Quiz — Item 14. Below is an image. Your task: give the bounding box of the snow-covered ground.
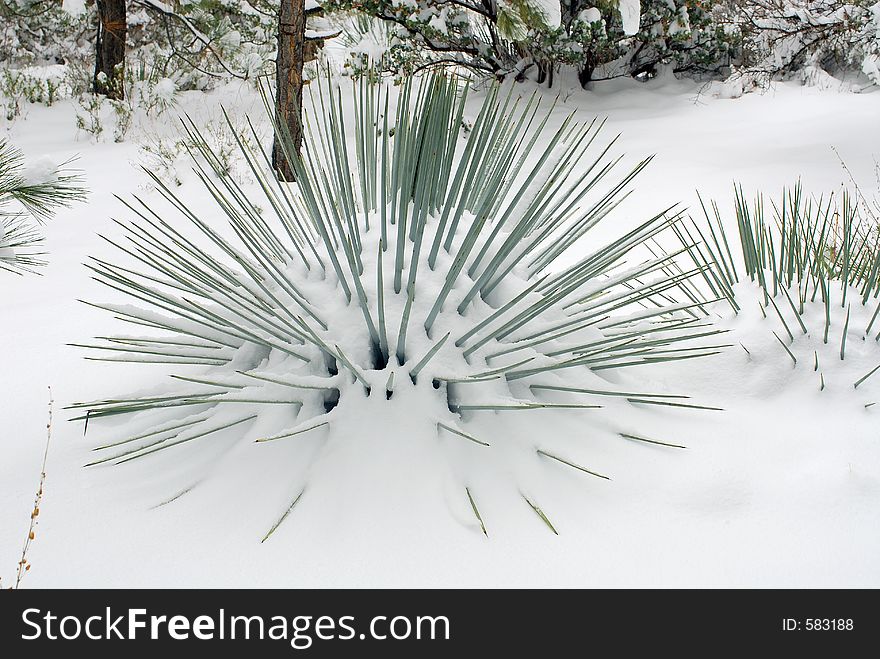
[2,75,879,587]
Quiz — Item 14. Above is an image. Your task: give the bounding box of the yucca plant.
[685,183,880,394]
[73,74,724,536]
[0,139,84,275]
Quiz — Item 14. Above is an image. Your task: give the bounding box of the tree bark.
[578,52,597,89]
[272,0,306,182]
[94,0,127,99]
[578,65,593,88]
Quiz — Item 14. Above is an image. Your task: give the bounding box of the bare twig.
[7,386,53,589]
[832,146,880,225]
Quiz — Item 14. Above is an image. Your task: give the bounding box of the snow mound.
[618,0,641,36]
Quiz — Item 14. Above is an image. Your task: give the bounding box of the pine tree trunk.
[578,65,592,88]
[578,53,597,89]
[272,0,306,182]
[94,0,127,99]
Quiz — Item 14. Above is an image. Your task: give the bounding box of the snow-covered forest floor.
[2,74,880,587]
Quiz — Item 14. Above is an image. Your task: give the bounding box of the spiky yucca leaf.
[687,183,880,392]
[689,184,880,308]
[74,74,719,534]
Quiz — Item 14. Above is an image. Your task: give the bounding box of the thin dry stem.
[6,386,53,589]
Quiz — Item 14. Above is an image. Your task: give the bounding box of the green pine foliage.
[330,0,739,85]
[0,139,84,275]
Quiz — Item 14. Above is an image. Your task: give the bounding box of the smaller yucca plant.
[0,139,84,275]
[686,183,880,395]
[73,74,725,536]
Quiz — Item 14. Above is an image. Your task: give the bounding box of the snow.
[219,29,242,49]
[532,0,562,29]
[305,29,342,40]
[579,8,603,24]
[2,77,880,587]
[61,0,86,16]
[864,53,880,86]
[428,15,449,35]
[669,7,690,35]
[127,9,152,28]
[21,157,58,186]
[802,63,861,91]
[347,37,389,62]
[618,0,641,36]
[140,0,173,13]
[152,77,177,102]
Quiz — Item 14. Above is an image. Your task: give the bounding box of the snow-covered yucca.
[74,75,724,535]
[687,184,880,394]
